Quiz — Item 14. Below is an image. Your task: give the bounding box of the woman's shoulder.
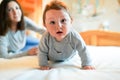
[0,35,7,40]
[0,33,8,39]
[0,34,8,45]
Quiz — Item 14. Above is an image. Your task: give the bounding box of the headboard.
[80,30,120,46]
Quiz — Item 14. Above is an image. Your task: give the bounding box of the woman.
[0,0,45,58]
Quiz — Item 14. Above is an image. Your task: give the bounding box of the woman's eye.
[16,6,19,10]
[61,19,66,23]
[7,8,12,12]
[50,21,55,24]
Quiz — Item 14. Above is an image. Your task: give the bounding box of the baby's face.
[45,9,72,41]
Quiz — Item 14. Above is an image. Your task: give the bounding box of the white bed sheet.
[0,46,120,80]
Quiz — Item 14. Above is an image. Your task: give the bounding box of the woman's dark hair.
[43,0,72,25]
[0,0,25,36]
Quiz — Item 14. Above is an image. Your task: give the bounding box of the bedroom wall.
[73,0,120,32]
[43,0,120,32]
[66,0,120,32]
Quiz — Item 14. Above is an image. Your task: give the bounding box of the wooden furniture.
[80,30,120,46]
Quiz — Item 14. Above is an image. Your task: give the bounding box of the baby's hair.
[43,0,71,25]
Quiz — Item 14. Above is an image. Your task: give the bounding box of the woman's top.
[0,17,45,58]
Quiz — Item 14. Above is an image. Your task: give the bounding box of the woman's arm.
[0,36,28,59]
[24,16,46,34]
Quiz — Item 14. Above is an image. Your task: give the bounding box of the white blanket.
[0,46,120,80]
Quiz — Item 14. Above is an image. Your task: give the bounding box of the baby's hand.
[82,66,95,70]
[39,66,51,70]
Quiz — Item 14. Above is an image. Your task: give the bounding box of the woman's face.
[7,1,22,24]
[45,9,72,41]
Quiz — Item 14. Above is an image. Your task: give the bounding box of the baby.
[38,0,95,70]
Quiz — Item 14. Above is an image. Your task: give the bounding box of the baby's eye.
[61,19,66,23]
[50,21,55,24]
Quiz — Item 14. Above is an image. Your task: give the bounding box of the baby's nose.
[56,22,62,30]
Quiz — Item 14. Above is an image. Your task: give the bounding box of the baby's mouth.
[56,31,63,34]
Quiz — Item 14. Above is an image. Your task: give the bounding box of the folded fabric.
[21,36,39,51]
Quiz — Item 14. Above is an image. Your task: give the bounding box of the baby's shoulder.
[42,32,50,37]
[70,30,81,38]
[41,32,51,41]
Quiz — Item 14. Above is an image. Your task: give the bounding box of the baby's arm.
[77,38,95,70]
[38,33,51,70]
[72,31,95,70]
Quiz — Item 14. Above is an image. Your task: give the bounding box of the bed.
[0,30,120,80]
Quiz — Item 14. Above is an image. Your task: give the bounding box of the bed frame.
[80,30,120,46]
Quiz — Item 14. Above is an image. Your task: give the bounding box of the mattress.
[0,46,120,80]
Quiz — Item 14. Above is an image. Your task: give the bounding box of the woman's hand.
[28,47,38,55]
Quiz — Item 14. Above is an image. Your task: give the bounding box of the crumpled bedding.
[0,46,120,80]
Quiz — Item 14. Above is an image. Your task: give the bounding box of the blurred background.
[0,0,120,32]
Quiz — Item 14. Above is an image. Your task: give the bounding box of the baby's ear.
[43,23,46,28]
